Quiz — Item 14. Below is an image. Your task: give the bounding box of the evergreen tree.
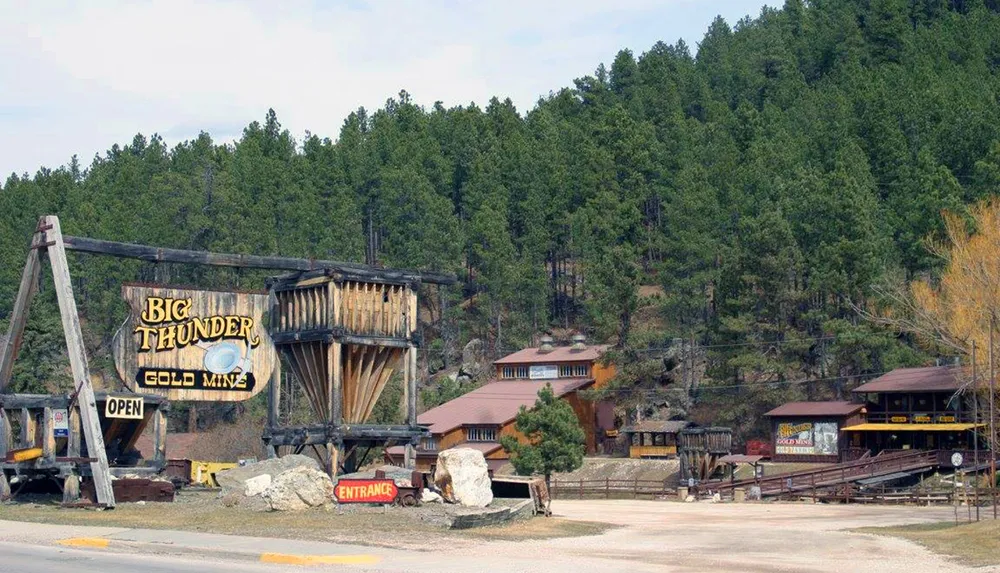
[500,383,586,492]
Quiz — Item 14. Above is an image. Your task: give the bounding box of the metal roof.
[764,401,864,417]
[385,442,502,457]
[494,345,610,365]
[417,378,594,434]
[851,366,963,393]
[623,420,692,434]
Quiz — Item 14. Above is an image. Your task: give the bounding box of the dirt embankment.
[517,458,681,483]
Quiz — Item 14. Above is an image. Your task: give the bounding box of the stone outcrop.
[215,454,320,493]
[460,339,487,379]
[261,466,336,511]
[434,448,493,508]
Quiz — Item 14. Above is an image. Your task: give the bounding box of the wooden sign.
[104,395,144,420]
[333,479,398,504]
[113,285,277,401]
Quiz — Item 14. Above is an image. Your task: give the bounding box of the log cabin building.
[385,336,616,473]
[766,366,983,463]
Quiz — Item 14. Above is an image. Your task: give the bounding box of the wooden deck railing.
[550,478,677,499]
[707,449,942,497]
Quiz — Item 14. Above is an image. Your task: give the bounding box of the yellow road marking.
[260,553,381,566]
[57,537,110,548]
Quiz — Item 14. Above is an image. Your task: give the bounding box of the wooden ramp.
[709,450,949,498]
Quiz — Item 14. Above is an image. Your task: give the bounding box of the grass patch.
[461,518,613,541]
[0,492,603,548]
[857,519,1000,567]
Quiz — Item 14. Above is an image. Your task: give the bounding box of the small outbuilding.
[622,420,692,459]
[764,401,865,463]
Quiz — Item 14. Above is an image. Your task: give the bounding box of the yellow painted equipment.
[190,461,238,487]
[7,448,43,463]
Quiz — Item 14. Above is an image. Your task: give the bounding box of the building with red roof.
[765,365,983,463]
[386,336,616,473]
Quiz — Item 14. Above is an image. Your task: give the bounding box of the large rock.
[460,339,487,379]
[215,454,320,493]
[261,466,336,511]
[244,474,272,497]
[434,448,493,508]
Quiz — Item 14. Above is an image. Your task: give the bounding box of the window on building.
[560,365,573,377]
[466,427,497,442]
[421,438,437,451]
[502,366,514,379]
[516,365,529,378]
[574,364,589,377]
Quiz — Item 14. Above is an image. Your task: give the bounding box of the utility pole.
[991,314,997,519]
[973,340,980,521]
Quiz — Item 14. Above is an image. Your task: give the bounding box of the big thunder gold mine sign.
[113,284,277,401]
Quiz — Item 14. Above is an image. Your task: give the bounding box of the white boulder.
[262,466,336,511]
[422,488,443,503]
[216,454,320,493]
[244,474,272,497]
[434,448,493,508]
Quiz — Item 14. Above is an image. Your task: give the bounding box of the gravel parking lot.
[464,500,989,573]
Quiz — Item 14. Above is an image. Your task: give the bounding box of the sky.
[0,0,769,179]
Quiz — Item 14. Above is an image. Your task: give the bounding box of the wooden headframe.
[0,216,116,507]
[267,270,422,474]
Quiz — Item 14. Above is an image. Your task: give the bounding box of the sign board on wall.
[529,365,559,380]
[334,479,399,504]
[53,409,69,438]
[104,395,144,420]
[113,285,277,401]
[776,421,838,456]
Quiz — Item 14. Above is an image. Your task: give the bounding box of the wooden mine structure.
[0,215,455,506]
[678,427,733,483]
[264,269,435,476]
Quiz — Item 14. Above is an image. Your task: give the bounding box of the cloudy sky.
[0,0,767,178]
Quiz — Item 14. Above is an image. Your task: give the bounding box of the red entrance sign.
[334,479,398,504]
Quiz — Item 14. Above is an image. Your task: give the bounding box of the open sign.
[104,396,144,420]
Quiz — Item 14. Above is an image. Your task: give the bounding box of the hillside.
[3,1,1000,437]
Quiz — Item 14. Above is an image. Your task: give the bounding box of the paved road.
[1,541,306,573]
[1,501,995,572]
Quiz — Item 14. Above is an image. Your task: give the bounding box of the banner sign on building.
[333,479,399,504]
[113,285,277,401]
[529,365,559,380]
[776,421,838,456]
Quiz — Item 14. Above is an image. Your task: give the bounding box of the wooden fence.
[550,478,677,500]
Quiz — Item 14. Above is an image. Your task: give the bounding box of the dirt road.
[0,501,992,572]
[480,500,992,573]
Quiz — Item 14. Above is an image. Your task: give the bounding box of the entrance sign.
[104,395,144,420]
[113,285,277,401]
[334,479,398,504]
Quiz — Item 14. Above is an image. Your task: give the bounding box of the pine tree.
[500,383,586,492]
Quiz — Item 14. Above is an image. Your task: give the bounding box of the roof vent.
[539,335,555,353]
[570,333,586,352]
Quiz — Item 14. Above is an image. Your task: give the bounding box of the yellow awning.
[841,423,983,432]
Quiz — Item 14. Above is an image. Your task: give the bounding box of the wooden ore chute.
[265,269,441,476]
[678,427,733,483]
